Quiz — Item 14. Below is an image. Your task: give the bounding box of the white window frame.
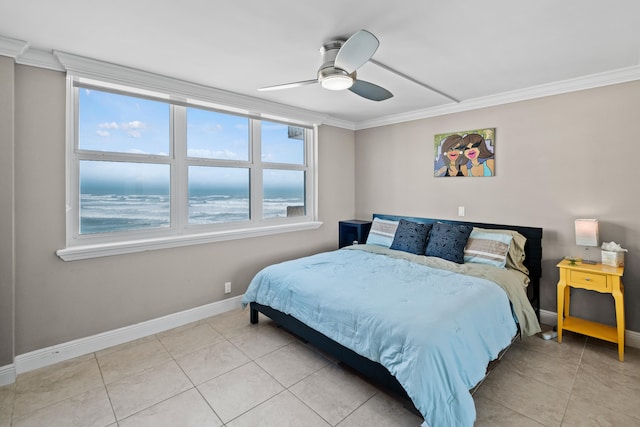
[57,67,321,261]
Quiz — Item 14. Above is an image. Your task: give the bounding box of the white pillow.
[464,229,513,268]
[365,218,399,248]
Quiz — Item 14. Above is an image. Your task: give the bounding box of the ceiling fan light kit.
[319,69,354,90]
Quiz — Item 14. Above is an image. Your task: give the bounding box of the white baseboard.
[539,309,640,349]
[11,295,243,378]
[539,309,557,327]
[0,363,16,387]
[3,301,637,387]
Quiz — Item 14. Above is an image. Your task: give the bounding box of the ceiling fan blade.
[349,80,393,101]
[258,79,317,91]
[334,29,379,74]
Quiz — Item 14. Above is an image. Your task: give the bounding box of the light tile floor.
[1,308,639,426]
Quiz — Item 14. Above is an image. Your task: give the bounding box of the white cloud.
[114,121,147,138]
[126,120,145,129]
[95,121,148,138]
[98,121,119,129]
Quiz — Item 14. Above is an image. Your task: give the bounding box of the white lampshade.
[575,219,599,247]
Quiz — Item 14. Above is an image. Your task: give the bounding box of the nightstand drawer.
[569,270,608,291]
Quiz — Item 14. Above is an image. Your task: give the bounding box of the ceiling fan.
[258,29,393,101]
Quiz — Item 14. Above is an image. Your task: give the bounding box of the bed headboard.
[372,214,543,318]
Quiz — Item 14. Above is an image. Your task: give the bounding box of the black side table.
[338,219,372,248]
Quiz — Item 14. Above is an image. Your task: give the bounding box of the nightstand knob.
[585,277,591,281]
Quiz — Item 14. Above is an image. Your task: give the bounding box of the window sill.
[56,221,323,261]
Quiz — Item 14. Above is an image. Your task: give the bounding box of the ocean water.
[81,194,171,234]
[80,188,304,235]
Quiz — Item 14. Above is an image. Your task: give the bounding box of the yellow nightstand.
[556,259,625,361]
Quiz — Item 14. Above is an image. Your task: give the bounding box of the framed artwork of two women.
[434,128,495,177]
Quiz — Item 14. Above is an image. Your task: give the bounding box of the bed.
[242,214,542,427]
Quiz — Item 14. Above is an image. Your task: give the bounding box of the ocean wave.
[80,193,304,234]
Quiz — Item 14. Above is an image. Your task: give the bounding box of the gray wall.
[355,81,640,332]
[4,58,639,365]
[9,63,355,356]
[0,57,15,366]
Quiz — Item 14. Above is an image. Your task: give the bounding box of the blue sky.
[78,88,305,191]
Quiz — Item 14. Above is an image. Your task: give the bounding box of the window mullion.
[173,105,188,233]
[76,151,172,164]
[307,127,317,220]
[69,79,81,243]
[250,119,263,222]
[261,162,306,171]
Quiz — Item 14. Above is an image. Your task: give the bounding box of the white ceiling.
[1,0,640,127]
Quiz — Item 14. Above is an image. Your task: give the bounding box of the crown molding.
[354,65,640,130]
[322,116,356,130]
[16,47,65,71]
[54,50,328,127]
[0,33,329,126]
[4,35,640,132]
[0,36,63,71]
[0,34,28,58]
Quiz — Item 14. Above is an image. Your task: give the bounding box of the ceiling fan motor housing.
[318,40,356,89]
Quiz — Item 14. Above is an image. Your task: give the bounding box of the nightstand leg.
[557,281,566,343]
[613,288,625,362]
[563,286,571,318]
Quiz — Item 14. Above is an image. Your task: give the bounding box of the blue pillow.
[390,220,433,255]
[425,222,473,263]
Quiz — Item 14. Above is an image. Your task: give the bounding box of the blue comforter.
[242,246,518,427]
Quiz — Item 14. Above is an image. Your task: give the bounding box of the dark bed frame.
[249,214,543,410]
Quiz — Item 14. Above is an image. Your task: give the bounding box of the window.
[59,81,318,260]
[80,161,171,234]
[261,120,307,219]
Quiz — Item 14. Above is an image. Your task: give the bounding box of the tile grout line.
[107,322,237,425]
[207,314,356,426]
[235,316,419,426]
[98,329,202,424]
[6,382,16,427]
[558,337,587,426]
[92,351,119,426]
[337,391,380,426]
[210,327,306,425]
[253,348,335,426]
[10,356,110,426]
[155,325,229,425]
[158,314,296,424]
[289,388,334,426]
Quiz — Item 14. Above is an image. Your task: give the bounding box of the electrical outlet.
[224,282,231,294]
[458,206,465,217]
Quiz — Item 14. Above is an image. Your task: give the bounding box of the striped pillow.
[365,218,399,248]
[464,230,513,268]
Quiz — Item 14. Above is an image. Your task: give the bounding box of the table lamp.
[575,219,599,264]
